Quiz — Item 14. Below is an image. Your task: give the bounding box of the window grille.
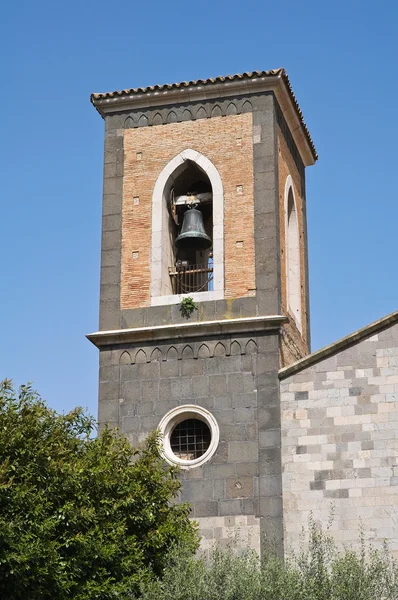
[169,263,213,294]
[170,419,211,460]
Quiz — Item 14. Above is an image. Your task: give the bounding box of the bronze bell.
[175,207,212,250]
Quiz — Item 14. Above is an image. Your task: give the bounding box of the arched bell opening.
[168,160,214,294]
[150,149,224,304]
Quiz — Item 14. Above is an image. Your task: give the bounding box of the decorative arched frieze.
[120,99,255,131]
[150,148,224,306]
[122,338,258,365]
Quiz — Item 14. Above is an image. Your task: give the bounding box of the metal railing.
[169,263,214,294]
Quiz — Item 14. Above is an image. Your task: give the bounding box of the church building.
[88,69,398,557]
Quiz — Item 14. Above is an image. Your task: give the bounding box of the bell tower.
[88,69,317,555]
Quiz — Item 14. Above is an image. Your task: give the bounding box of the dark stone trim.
[99,132,124,330]
[275,100,305,185]
[252,94,281,316]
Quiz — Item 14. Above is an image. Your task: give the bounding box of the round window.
[158,405,219,469]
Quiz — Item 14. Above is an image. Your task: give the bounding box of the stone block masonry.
[280,322,398,557]
[97,326,284,555]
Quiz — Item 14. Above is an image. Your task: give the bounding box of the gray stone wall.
[196,515,261,556]
[99,329,283,552]
[280,323,398,556]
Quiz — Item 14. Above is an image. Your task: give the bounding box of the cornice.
[92,76,280,114]
[86,315,288,348]
[92,73,316,167]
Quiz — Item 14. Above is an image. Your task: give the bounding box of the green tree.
[0,380,199,600]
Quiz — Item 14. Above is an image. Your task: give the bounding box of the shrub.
[139,517,398,600]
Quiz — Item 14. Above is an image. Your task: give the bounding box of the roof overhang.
[91,69,317,167]
[87,315,288,348]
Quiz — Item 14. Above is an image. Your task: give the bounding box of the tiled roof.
[91,68,317,161]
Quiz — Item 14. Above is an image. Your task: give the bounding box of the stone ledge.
[87,315,287,348]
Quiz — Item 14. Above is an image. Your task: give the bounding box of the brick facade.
[121,114,255,309]
[277,126,309,367]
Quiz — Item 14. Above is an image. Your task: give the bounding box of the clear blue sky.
[1,0,397,417]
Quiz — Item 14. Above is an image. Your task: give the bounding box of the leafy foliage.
[179,296,198,318]
[0,380,199,600]
[139,516,398,600]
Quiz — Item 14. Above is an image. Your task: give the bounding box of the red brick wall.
[121,114,255,309]
[277,126,309,365]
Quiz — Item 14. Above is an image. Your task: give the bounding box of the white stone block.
[327,371,345,380]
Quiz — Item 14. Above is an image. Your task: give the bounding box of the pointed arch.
[181,109,192,121]
[214,342,226,357]
[167,110,177,123]
[166,346,178,361]
[119,350,131,365]
[245,339,258,354]
[182,345,194,360]
[134,349,147,364]
[198,343,210,358]
[137,114,148,127]
[211,105,222,117]
[196,106,207,119]
[226,102,237,115]
[230,340,242,355]
[150,149,224,304]
[150,347,162,362]
[152,112,163,126]
[124,116,135,128]
[284,175,302,331]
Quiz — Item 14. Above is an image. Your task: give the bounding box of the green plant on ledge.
[179,296,198,319]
